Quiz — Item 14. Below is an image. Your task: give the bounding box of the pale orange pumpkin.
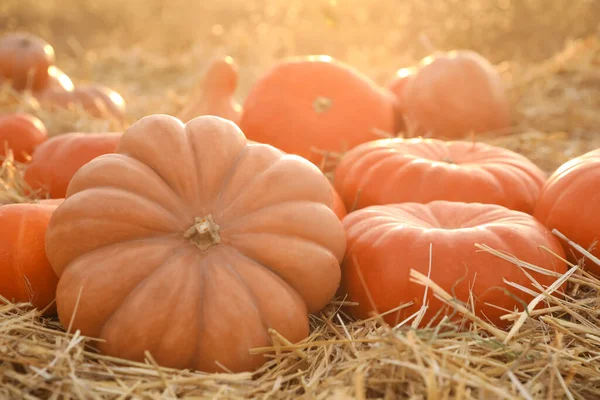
[45,114,346,373]
[402,50,510,139]
[37,82,126,121]
[178,56,242,124]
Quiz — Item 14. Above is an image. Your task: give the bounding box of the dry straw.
[1,25,600,399]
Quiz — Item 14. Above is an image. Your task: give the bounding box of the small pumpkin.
[45,114,345,373]
[38,82,126,121]
[334,137,545,213]
[24,132,121,198]
[0,32,55,91]
[40,65,74,93]
[239,55,395,166]
[0,203,60,316]
[178,56,242,124]
[385,66,417,134]
[341,201,567,328]
[533,149,600,273]
[402,50,510,139]
[0,113,48,162]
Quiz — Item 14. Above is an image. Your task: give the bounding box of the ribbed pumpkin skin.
[533,149,600,273]
[334,138,546,213]
[239,56,395,166]
[402,50,510,139]
[385,66,417,133]
[340,201,567,328]
[0,203,59,316]
[0,32,55,91]
[0,113,48,162]
[45,115,346,373]
[24,132,121,198]
[178,56,242,124]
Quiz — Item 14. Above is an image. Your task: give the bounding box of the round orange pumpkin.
[402,50,510,139]
[533,149,600,273]
[239,55,395,166]
[38,82,126,121]
[24,132,121,198]
[179,56,242,124]
[0,113,48,162]
[385,66,417,134]
[0,32,55,91]
[341,201,567,328]
[334,137,545,213]
[45,114,345,373]
[0,203,60,316]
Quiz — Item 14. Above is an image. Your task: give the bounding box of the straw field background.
[1,0,600,398]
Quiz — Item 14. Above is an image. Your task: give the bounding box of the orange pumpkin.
[334,138,545,213]
[45,114,345,373]
[0,32,55,91]
[341,201,567,328]
[533,149,600,273]
[179,56,242,124]
[385,66,417,134]
[0,113,48,162]
[38,82,126,121]
[239,56,395,166]
[24,132,121,198]
[0,203,59,316]
[39,65,74,93]
[402,50,510,139]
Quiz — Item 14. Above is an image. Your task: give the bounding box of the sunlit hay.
[0,149,42,204]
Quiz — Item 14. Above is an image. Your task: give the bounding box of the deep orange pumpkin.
[341,201,567,328]
[0,203,59,316]
[45,114,345,373]
[39,65,74,93]
[401,50,510,139]
[239,55,395,166]
[533,149,600,273]
[334,137,546,213]
[178,56,242,124]
[331,186,347,220]
[24,132,121,198]
[0,113,48,162]
[0,32,55,91]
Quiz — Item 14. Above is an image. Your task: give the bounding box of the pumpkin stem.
[313,96,333,113]
[184,214,221,251]
[442,157,455,164]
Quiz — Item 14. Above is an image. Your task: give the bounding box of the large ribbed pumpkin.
[239,56,395,166]
[45,114,345,373]
[533,149,600,274]
[334,138,546,213]
[401,50,510,139]
[341,201,567,328]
